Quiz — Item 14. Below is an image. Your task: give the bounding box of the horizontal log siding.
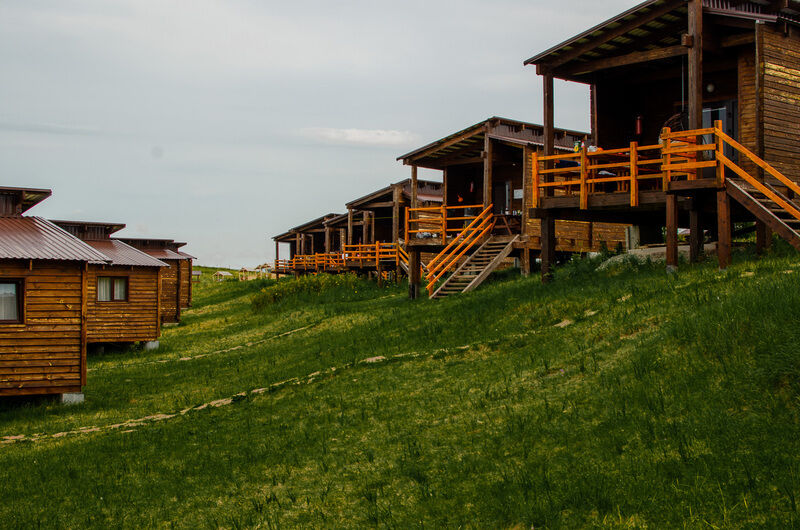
[525,219,628,252]
[160,260,179,324]
[179,259,192,309]
[86,265,160,343]
[762,26,800,184]
[0,260,84,396]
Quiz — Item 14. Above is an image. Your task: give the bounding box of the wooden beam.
[666,193,679,270]
[347,209,353,245]
[561,45,688,76]
[392,185,401,245]
[483,132,493,208]
[717,189,732,269]
[545,0,684,69]
[411,165,418,208]
[409,249,421,300]
[541,215,556,283]
[689,206,702,262]
[543,73,554,198]
[688,0,703,130]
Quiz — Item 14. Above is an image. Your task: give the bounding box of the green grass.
[2,243,800,527]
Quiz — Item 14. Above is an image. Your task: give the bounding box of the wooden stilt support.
[689,204,702,263]
[756,221,772,255]
[666,194,679,271]
[409,249,421,300]
[541,216,556,283]
[520,247,531,277]
[717,190,732,269]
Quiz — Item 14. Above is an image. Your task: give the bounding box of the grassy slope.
[1,249,800,527]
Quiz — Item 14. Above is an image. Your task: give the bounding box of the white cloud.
[299,127,419,147]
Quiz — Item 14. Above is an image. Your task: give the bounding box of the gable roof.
[0,186,52,216]
[346,179,443,210]
[84,239,167,267]
[0,217,111,262]
[397,117,587,169]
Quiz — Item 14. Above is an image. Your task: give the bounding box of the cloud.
[0,118,105,137]
[299,127,420,147]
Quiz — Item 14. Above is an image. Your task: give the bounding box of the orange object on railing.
[405,204,484,241]
[425,204,495,296]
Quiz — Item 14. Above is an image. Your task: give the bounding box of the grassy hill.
[2,246,800,527]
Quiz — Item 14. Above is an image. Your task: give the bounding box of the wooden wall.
[160,260,180,324]
[86,265,160,343]
[0,260,85,396]
[179,259,192,309]
[761,25,800,185]
[525,219,628,253]
[738,48,758,176]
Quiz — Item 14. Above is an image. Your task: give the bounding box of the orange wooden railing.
[531,120,800,224]
[405,204,484,241]
[425,204,494,296]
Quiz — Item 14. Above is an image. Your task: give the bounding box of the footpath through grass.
[1,249,800,527]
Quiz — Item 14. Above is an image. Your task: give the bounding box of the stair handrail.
[425,205,495,296]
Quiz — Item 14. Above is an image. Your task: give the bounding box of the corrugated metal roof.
[176,250,196,259]
[85,240,167,268]
[136,248,185,260]
[0,217,111,262]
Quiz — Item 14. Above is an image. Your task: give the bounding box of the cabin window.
[97,277,128,302]
[0,280,22,323]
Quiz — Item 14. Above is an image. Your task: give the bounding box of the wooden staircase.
[430,235,518,299]
[726,178,800,250]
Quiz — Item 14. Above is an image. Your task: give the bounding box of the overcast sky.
[0,0,639,267]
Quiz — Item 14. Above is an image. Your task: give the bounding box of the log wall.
[0,260,85,396]
[160,260,180,324]
[761,25,800,184]
[86,265,160,343]
[526,219,628,252]
[179,259,192,309]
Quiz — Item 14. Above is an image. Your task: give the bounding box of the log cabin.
[525,0,800,279]
[342,179,443,276]
[116,238,194,324]
[398,117,634,298]
[272,213,341,275]
[52,220,167,346]
[0,187,111,398]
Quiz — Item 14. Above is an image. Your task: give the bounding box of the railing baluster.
[662,127,671,191]
[580,145,588,209]
[630,141,639,207]
[714,119,724,186]
[531,152,539,209]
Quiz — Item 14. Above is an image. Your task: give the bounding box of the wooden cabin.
[214,271,233,282]
[398,117,634,298]
[0,187,111,398]
[116,238,194,324]
[272,213,342,275]
[53,221,166,345]
[524,0,800,278]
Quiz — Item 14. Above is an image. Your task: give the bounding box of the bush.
[251,273,391,312]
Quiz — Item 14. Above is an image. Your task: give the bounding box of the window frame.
[0,278,24,325]
[97,275,129,303]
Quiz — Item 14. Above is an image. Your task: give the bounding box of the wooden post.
[543,72,555,197]
[522,146,531,229]
[483,132,493,208]
[362,211,368,244]
[666,194,679,271]
[756,221,772,255]
[630,142,639,207]
[689,204,702,263]
[409,249,421,299]
[531,152,540,208]
[717,190,732,269]
[411,165,418,208]
[392,185,401,245]
[579,145,588,209]
[541,215,556,283]
[324,226,331,253]
[590,83,599,146]
[520,247,531,277]
[156,266,162,333]
[687,0,703,131]
[347,209,354,245]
